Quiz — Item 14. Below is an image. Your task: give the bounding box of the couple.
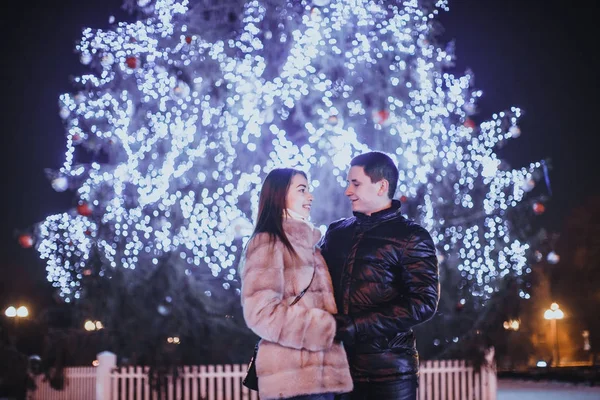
[239,152,440,400]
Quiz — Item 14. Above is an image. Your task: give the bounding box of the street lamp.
[544,302,564,367]
[4,305,29,346]
[5,306,29,318]
[4,305,29,323]
[84,320,104,331]
[503,319,520,331]
[167,336,181,344]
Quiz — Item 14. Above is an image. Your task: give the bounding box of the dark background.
[0,0,597,318]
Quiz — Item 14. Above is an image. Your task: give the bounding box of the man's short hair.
[350,152,399,199]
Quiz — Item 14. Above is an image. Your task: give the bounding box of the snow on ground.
[498,378,600,400]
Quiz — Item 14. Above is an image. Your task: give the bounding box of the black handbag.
[242,341,259,391]
[242,265,317,392]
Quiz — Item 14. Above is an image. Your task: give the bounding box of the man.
[319,151,440,400]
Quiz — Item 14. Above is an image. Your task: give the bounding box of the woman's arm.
[240,236,336,351]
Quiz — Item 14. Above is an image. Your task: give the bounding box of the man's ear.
[378,179,389,196]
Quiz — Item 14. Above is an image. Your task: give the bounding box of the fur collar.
[283,218,321,248]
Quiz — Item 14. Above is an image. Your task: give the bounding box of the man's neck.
[365,201,393,216]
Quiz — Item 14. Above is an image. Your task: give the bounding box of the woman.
[239,168,353,400]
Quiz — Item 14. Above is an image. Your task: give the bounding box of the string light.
[36,0,542,305]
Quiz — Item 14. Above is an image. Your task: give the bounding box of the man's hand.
[333,314,357,345]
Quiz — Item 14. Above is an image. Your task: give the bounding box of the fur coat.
[240,219,353,399]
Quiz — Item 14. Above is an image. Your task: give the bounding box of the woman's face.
[286,174,313,218]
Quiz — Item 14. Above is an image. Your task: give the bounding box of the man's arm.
[317,218,345,267]
[335,226,440,343]
[316,229,330,264]
[317,219,350,318]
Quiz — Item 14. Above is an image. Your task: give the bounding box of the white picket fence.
[29,352,496,400]
[28,366,97,400]
[419,360,496,400]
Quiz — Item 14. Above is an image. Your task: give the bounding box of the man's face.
[345,166,387,215]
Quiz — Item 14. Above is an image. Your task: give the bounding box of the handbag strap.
[290,258,317,306]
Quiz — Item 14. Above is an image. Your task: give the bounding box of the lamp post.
[4,305,29,346]
[544,302,564,367]
[503,319,520,369]
[5,305,29,327]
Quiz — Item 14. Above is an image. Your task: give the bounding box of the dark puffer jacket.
[319,200,439,382]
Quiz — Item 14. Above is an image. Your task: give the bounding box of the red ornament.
[125,56,138,69]
[400,195,408,203]
[18,234,33,248]
[77,203,93,217]
[185,36,192,44]
[373,110,390,125]
[463,118,476,129]
[327,115,339,125]
[533,202,545,215]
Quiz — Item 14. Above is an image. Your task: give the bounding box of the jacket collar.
[353,199,402,225]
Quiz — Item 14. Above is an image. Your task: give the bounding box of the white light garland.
[37,0,542,304]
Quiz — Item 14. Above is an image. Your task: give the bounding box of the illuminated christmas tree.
[27,0,549,361]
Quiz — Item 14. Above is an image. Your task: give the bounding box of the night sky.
[1,1,597,311]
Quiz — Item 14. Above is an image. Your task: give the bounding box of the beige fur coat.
[240,219,353,399]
